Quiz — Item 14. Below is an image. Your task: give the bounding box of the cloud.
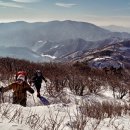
[12,0,40,3]
[0,1,23,8]
[56,3,77,8]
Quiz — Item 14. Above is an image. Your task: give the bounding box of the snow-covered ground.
[0,82,130,130]
[89,56,123,69]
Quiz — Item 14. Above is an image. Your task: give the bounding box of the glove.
[31,89,34,94]
[45,79,47,83]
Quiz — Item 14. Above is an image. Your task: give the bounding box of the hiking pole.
[30,83,37,106]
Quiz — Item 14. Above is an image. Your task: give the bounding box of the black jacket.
[32,74,46,84]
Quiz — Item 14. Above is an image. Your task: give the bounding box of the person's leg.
[13,96,19,104]
[35,84,41,97]
[13,96,26,107]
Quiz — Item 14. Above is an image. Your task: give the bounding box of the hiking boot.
[37,93,41,98]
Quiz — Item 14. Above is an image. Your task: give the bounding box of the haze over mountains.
[103,25,130,33]
[0,20,130,62]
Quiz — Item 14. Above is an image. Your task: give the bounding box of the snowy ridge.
[60,40,130,68]
[0,80,130,130]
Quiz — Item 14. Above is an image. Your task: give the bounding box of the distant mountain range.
[102,25,130,33]
[43,37,123,59]
[0,20,130,62]
[58,40,130,68]
[1,21,130,47]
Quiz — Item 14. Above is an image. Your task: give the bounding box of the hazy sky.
[0,0,130,27]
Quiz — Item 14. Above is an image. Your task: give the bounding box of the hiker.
[0,74,34,107]
[16,71,27,81]
[31,70,47,97]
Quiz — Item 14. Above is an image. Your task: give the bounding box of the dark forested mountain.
[0,20,130,47]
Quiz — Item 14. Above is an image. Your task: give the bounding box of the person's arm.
[41,75,47,82]
[1,83,14,92]
[25,83,34,94]
[31,76,36,82]
[29,76,36,85]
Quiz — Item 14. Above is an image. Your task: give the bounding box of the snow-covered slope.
[83,40,130,68]
[55,38,122,61]
[0,81,130,130]
[88,57,123,69]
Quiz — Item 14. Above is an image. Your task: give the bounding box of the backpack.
[16,71,27,81]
